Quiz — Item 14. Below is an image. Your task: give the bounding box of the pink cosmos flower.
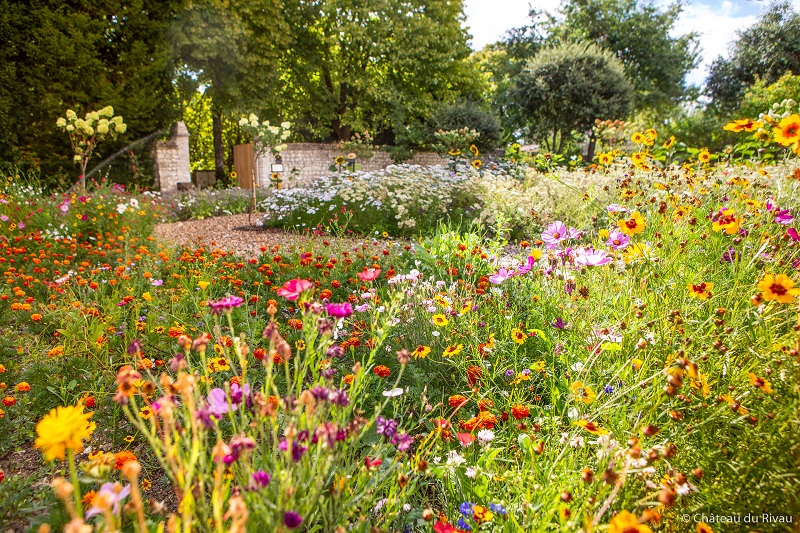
[488,267,514,284]
[575,247,612,267]
[605,230,630,250]
[277,278,313,301]
[516,255,536,275]
[542,221,568,249]
[788,228,799,242]
[357,268,381,281]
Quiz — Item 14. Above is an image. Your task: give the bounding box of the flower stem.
[68,449,83,516]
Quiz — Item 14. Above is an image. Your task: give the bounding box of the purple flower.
[605,230,630,251]
[355,303,370,312]
[85,482,131,518]
[376,416,398,439]
[310,386,329,401]
[207,295,244,315]
[291,442,307,462]
[575,247,611,267]
[542,221,568,249]
[284,511,303,529]
[206,388,234,417]
[606,204,628,214]
[391,432,414,452]
[488,267,514,284]
[230,383,251,406]
[721,246,738,264]
[195,406,214,428]
[151,279,164,286]
[789,228,799,242]
[250,470,271,489]
[326,302,353,318]
[504,369,515,378]
[326,345,345,358]
[551,317,568,329]
[328,388,350,407]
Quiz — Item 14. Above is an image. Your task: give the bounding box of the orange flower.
[511,404,530,419]
[373,365,391,378]
[448,395,469,408]
[773,114,800,146]
[2,396,15,407]
[15,382,30,393]
[476,410,497,429]
[608,510,652,533]
[114,450,137,470]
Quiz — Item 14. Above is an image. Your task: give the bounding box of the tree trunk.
[557,130,565,155]
[587,132,597,163]
[212,108,226,184]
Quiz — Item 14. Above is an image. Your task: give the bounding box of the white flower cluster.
[259,164,492,229]
[238,114,291,156]
[56,106,126,138]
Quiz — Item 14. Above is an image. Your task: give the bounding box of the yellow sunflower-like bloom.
[35,405,94,461]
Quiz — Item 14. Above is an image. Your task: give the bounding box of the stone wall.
[153,122,191,192]
[252,143,449,187]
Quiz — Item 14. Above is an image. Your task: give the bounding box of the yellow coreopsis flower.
[773,114,800,146]
[618,211,646,236]
[757,273,800,303]
[35,405,94,461]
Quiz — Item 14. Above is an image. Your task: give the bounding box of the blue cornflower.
[459,501,474,517]
[456,517,472,531]
[489,502,507,516]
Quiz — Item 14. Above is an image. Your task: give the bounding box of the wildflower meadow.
[0,110,799,533]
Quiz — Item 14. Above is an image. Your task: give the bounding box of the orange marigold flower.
[511,404,530,419]
[15,382,30,393]
[373,365,391,378]
[114,450,137,470]
[448,395,469,408]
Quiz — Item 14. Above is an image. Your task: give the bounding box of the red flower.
[85,396,96,408]
[466,365,482,387]
[364,457,383,470]
[434,521,458,533]
[448,395,469,408]
[357,268,381,281]
[1,396,15,407]
[373,365,391,378]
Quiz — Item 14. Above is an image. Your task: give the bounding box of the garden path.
[153,214,352,257]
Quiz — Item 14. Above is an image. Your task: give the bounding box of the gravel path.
[153,214,349,258]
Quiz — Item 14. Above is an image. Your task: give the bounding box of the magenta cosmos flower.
[207,295,244,315]
[277,278,313,301]
[542,221,568,249]
[575,247,612,267]
[326,302,353,318]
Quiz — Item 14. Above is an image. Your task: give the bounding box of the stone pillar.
[153,122,191,193]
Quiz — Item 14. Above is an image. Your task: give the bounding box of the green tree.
[172,0,288,182]
[738,72,800,119]
[277,0,480,143]
[554,0,699,112]
[0,0,184,185]
[513,42,634,156]
[431,100,502,153]
[706,1,800,111]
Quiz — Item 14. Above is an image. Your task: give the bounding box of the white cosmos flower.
[382,388,404,397]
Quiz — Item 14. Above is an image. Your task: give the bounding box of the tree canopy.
[0,0,184,183]
[706,1,800,111]
[513,41,634,154]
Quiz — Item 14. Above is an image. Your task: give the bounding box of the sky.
[463,0,799,87]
